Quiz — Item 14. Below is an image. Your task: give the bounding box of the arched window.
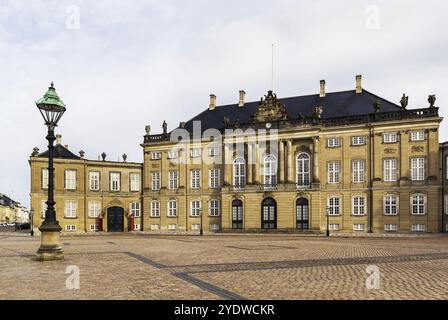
[296,153,310,187]
[264,155,277,188]
[261,197,277,229]
[296,198,309,229]
[232,199,243,229]
[233,157,246,189]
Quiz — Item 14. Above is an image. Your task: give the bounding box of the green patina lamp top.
[36,82,66,109]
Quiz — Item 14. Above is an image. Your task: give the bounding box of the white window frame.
[264,155,278,187]
[130,173,141,192]
[191,170,201,189]
[88,201,101,218]
[151,171,161,191]
[296,153,310,187]
[210,224,220,231]
[352,196,366,216]
[190,200,201,217]
[130,202,140,217]
[41,200,47,218]
[168,150,179,159]
[89,171,100,191]
[383,195,399,216]
[353,224,365,231]
[110,172,121,191]
[167,200,177,217]
[351,136,366,146]
[41,168,49,189]
[352,160,365,183]
[384,224,398,231]
[445,194,448,215]
[410,131,425,141]
[383,132,398,143]
[233,157,246,189]
[64,201,77,218]
[65,225,76,231]
[89,224,99,231]
[383,158,397,182]
[150,151,161,160]
[150,200,160,217]
[65,169,77,190]
[329,224,340,231]
[168,171,179,190]
[168,224,177,230]
[209,169,220,189]
[411,157,425,181]
[190,148,201,158]
[327,197,341,215]
[327,137,341,148]
[209,199,220,216]
[327,161,341,184]
[208,147,220,157]
[411,224,426,232]
[410,194,426,215]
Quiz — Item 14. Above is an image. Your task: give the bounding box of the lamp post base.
[36,226,64,261]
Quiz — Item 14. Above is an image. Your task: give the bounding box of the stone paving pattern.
[0,233,447,299]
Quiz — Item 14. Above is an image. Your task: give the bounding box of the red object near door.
[98,218,103,231]
[129,216,134,231]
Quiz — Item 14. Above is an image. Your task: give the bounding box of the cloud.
[0,0,447,206]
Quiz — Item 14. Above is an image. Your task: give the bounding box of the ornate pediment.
[252,90,288,122]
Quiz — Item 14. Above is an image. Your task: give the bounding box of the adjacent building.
[30,75,446,234]
[0,194,29,224]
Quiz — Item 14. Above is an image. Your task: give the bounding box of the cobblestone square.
[1,233,447,300]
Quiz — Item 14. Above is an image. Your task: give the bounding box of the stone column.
[247,142,253,184]
[224,143,231,185]
[287,139,294,183]
[312,136,320,183]
[255,142,260,184]
[279,140,285,183]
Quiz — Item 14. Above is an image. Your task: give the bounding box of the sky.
[0,0,447,207]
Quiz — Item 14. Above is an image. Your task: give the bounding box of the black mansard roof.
[182,89,401,132]
[38,144,80,160]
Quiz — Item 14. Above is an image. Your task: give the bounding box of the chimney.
[355,75,362,93]
[56,134,62,145]
[238,90,246,107]
[319,80,326,98]
[209,94,216,110]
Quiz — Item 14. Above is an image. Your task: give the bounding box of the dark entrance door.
[107,207,124,232]
[261,198,277,229]
[232,199,243,229]
[296,198,309,229]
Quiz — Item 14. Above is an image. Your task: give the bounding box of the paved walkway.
[1,233,447,299]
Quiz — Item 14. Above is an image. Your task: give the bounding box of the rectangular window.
[130,202,140,217]
[209,169,220,188]
[328,161,341,184]
[351,136,366,146]
[151,172,160,191]
[64,201,77,218]
[190,148,201,158]
[327,197,341,215]
[384,224,398,231]
[352,196,366,215]
[167,200,177,217]
[190,200,201,217]
[209,199,220,216]
[151,224,160,230]
[411,224,426,232]
[151,201,160,217]
[327,137,341,148]
[411,157,425,181]
[445,194,448,215]
[383,132,397,143]
[191,224,200,230]
[352,160,365,183]
[110,172,121,191]
[41,200,47,218]
[191,170,201,189]
[130,173,141,192]
[150,151,161,160]
[89,171,100,191]
[384,195,398,215]
[168,224,177,230]
[210,224,220,231]
[208,147,220,156]
[134,224,140,231]
[168,150,179,159]
[89,224,99,231]
[383,159,397,182]
[65,225,76,231]
[88,201,101,218]
[65,169,77,190]
[168,171,178,190]
[353,224,365,231]
[411,194,426,215]
[329,224,339,231]
[410,131,425,141]
[41,168,49,189]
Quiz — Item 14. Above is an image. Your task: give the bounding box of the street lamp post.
[326,206,330,237]
[30,209,34,237]
[35,82,66,261]
[199,208,203,236]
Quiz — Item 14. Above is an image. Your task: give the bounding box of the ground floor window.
[261,198,277,229]
[296,198,309,229]
[232,199,243,229]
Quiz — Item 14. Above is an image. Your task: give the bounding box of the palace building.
[30,75,446,234]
